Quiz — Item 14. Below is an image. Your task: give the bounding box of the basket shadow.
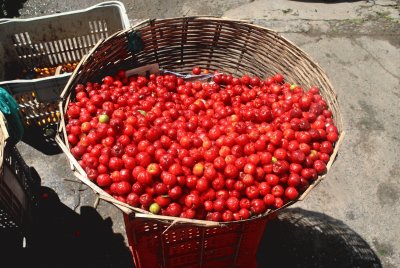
[21,125,61,155]
[257,208,382,268]
[11,186,134,268]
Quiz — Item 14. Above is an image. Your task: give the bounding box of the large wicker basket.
[56,17,344,268]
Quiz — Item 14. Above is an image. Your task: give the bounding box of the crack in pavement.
[351,39,400,80]
[73,182,86,212]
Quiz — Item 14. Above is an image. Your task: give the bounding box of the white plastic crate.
[0,1,130,127]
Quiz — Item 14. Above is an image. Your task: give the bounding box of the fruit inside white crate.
[0,1,129,81]
[0,2,130,128]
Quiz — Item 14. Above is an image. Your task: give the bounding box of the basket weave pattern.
[63,17,341,130]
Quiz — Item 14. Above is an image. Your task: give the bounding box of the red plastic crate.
[123,213,268,268]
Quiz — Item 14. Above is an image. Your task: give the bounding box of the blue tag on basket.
[128,32,144,53]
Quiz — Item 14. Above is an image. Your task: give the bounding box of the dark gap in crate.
[21,124,61,155]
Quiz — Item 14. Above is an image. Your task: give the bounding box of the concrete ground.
[8,0,400,267]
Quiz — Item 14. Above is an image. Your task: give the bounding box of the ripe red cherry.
[266,174,279,186]
[245,186,259,199]
[319,152,330,163]
[270,131,283,146]
[224,164,239,179]
[182,156,195,168]
[299,95,312,110]
[109,157,123,171]
[137,170,152,185]
[186,175,198,189]
[285,186,299,200]
[168,186,182,200]
[116,181,131,195]
[159,154,174,170]
[239,198,250,209]
[203,166,217,181]
[242,174,255,187]
[320,141,333,154]
[204,200,213,211]
[196,178,209,192]
[166,203,182,216]
[68,134,78,145]
[192,66,201,75]
[291,150,305,163]
[161,171,177,186]
[209,212,222,222]
[327,132,339,143]
[154,196,170,208]
[234,181,245,192]
[238,208,250,219]
[271,185,284,197]
[96,174,111,187]
[251,199,266,214]
[212,177,225,190]
[274,197,284,208]
[274,148,287,160]
[241,75,250,85]
[226,197,240,212]
[119,169,131,181]
[136,152,151,167]
[301,168,318,181]
[126,193,140,207]
[272,160,289,175]
[297,132,311,144]
[169,163,183,176]
[259,152,272,165]
[258,182,271,196]
[110,171,122,182]
[103,76,114,85]
[313,160,327,174]
[263,194,275,206]
[147,163,161,176]
[185,194,201,209]
[273,74,284,83]
[131,182,145,195]
[243,163,256,175]
[213,198,226,212]
[216,190,229,200]
[97,164,108,174]
[287,173,301,187]
[222,210,234,222]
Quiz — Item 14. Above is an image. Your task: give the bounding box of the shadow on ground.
[2,186,134,268]
[21,125,61,155]
[258,208,382,268]
[1,188,382,268]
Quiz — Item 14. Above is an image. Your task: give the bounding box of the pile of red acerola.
[66,67,339,222]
